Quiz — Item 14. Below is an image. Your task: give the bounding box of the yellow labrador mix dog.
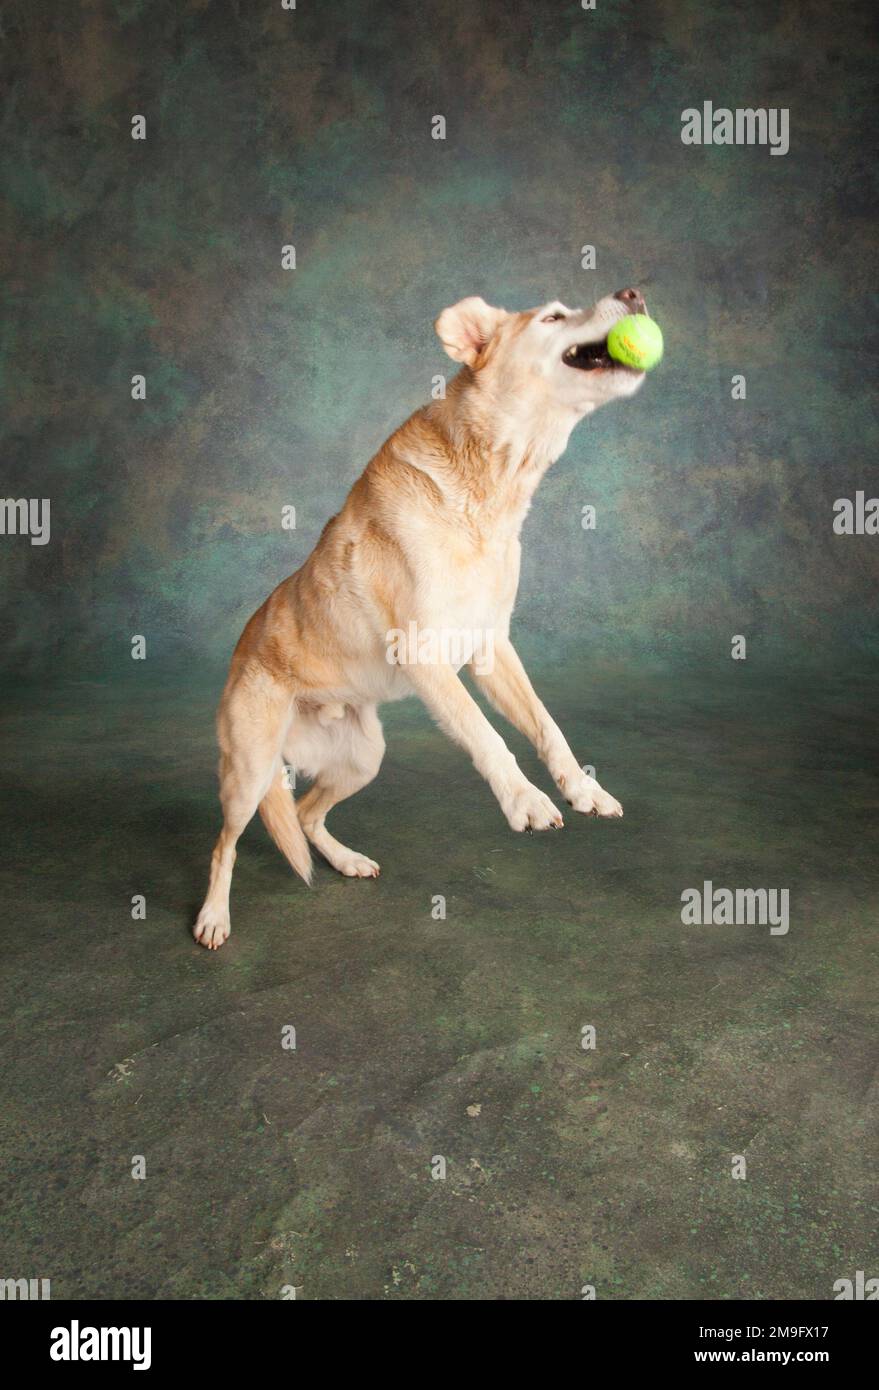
[195,287,650,947]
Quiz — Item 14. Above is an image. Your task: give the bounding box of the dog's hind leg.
[194,669,295,949]
[291,704,385,878]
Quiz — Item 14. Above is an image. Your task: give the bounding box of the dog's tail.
[259,767,313,885]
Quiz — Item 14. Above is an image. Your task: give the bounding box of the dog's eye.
[542,312,566,323]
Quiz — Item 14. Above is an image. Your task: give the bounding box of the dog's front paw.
[502,780,564,832]
[560,771,623,818]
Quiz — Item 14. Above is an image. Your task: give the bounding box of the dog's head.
[435,289,650,419]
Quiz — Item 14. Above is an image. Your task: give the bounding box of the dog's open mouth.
[562,338,640,372]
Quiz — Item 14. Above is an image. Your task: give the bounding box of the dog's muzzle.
[562,287,648,372]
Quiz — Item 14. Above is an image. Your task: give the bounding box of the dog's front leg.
[406,662,563,831]
[470,638,623,818]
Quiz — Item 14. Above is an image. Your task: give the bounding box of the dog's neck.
[421,368,589,525]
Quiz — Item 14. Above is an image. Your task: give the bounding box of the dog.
[195,288,650,947]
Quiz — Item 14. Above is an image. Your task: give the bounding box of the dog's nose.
[614,287,647,314]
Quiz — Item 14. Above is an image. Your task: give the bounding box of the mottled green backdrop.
[1,0,876,677]
[1,1,878,1304]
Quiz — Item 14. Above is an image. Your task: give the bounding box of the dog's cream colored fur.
[195,290,647,947]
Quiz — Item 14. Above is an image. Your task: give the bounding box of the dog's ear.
[434,296,508,366]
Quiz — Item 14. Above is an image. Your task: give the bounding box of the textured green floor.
[1,659,876,1300]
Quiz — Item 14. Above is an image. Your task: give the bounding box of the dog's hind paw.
[194,905,231,950]
[337,852,380,878]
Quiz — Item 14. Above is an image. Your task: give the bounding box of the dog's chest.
[430,529,520,628]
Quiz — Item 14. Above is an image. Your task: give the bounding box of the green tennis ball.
[607,314,663,371]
